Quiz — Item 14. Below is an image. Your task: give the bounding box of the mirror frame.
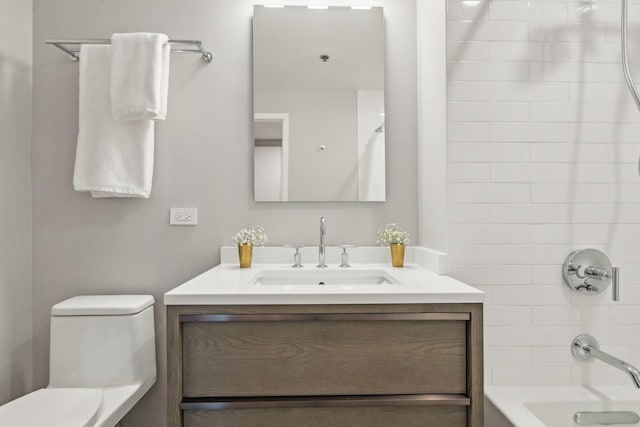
[252,5,385,203]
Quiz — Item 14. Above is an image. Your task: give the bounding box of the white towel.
[73,45,155,198]
[110,32,170,121]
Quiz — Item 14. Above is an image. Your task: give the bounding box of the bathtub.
[485,385,640,427]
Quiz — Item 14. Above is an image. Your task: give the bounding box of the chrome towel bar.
[44,38,213,63]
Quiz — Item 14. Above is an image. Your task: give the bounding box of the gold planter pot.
[238,244,253,268]
[390,243,405,268]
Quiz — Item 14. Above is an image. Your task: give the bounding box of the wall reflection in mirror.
[253,5,385,202]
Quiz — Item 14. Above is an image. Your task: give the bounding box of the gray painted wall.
[32,0,417,425]
[0,0,33,406]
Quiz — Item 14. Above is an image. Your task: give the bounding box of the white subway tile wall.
[447,0,640,386]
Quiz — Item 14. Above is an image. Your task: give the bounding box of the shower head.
[374,121,385,133]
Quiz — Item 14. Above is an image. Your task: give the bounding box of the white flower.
[232,225,268,246]
[376,223,409,245]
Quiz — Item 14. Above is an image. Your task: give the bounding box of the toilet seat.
[0,388,102,427]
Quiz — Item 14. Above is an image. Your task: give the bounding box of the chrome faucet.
[572,334,640,388]
[317,217,327,268]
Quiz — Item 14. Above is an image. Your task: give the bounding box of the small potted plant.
[376,223,409,267]
[232,225,268,268]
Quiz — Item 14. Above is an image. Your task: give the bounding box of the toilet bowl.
[0,388,103,427]
[0,295,157,427]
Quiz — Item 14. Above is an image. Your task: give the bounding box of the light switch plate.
[170,208,197,225]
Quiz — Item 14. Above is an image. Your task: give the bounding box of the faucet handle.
[563,249,615,297]
[338,245,356,268]
[284,245,304,268]
[612,266,620,301]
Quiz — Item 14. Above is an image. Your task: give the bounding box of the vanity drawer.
[182,395,468,427]
[181,313,467,397]
[184,406,466,427]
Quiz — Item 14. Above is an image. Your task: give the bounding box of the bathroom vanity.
[165,257,484,427]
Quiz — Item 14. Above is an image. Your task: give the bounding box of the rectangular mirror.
[253,5,385,202]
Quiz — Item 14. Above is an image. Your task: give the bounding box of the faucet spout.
[318,217,327,268]
[572,334,640,389]
[587,346,640,388]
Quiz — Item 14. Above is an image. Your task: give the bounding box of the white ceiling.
[253,6,384,91]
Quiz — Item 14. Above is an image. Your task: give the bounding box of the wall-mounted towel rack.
[44,39,213,63]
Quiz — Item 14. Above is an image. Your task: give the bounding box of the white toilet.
[0,295,157,427]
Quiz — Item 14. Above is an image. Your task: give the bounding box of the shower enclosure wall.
[446,0,640,387]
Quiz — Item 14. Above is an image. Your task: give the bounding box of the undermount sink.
[249,269,400,286]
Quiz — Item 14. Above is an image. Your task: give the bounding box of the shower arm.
[622,0,640,111]
[621,0,640,175]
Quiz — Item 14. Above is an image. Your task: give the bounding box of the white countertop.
[164,263,484,305]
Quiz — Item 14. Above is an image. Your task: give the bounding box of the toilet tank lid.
[51,295,154,316]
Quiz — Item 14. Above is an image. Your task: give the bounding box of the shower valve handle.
[563,249,619,301]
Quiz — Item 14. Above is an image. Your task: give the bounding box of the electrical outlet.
[170,208,197,226]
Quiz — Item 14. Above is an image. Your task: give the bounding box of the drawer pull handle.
[180,312,470,323]
[180,394,471,410]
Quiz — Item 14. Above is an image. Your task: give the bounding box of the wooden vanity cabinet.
[167,303,483,427]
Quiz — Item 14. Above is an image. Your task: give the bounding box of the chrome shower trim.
[621,0,640,174]
[572,334,640,388]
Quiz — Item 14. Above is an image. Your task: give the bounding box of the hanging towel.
[73,44,155,198]
[110,32,170,121]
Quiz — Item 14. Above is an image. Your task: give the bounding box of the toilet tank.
[48,295,156,388]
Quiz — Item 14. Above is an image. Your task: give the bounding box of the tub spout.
[572,334,640,389]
